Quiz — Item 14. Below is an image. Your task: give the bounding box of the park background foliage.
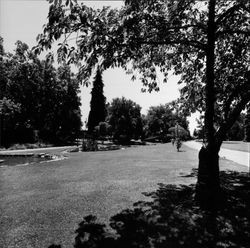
[0,38,82,147]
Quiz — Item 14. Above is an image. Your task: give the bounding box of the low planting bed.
[0,153,62,166]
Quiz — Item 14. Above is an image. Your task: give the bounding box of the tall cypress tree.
[87,68,106,134]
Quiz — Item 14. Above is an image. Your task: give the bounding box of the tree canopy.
[144,103,189,140]
[36,0,250,199]
[107,97,143,143]
[36,0,249,136]
[0,38,82,146]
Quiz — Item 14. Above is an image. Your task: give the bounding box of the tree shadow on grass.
[50,170,250,248]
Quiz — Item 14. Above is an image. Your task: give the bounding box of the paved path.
[184,141,250,168]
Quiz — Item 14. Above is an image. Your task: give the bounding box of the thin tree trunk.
[196,0,221,208]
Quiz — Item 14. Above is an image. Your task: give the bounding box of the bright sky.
[0,0,199,133]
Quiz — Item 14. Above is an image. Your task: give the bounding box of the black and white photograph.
[0,0,249,247]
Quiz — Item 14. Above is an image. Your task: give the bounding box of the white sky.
[0,0,199,132]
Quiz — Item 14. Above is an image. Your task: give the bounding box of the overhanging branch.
[136,38,206,51]
[216,74,250,143]
[215,3,243,25]
[216,29,250,37]
[223,83,250,119]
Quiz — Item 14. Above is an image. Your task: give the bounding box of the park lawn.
[0,143,248,248]
[221,141,250,153]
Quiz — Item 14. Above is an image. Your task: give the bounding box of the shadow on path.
[50,170,250,248]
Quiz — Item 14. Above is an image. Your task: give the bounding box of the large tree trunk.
[196,0,221,208]
[196,144,221,209]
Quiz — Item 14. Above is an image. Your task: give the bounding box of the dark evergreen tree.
[87,68,106,134]
[244,106,250,142]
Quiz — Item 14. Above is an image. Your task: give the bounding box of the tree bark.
[196,144,221,209]
[196,0,221,208]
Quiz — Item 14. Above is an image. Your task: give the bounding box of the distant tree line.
[143,102,189,142]
[89,97,190,144]
[0,38,82,147]
[87,70,189,144]
[88,69,249,144]
[193,110,250,142]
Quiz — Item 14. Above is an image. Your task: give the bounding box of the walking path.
[184,141,250,168]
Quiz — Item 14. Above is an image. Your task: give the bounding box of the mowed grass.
[0,143,248,248]
[0,144,198,248]
[221,141,250,153]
